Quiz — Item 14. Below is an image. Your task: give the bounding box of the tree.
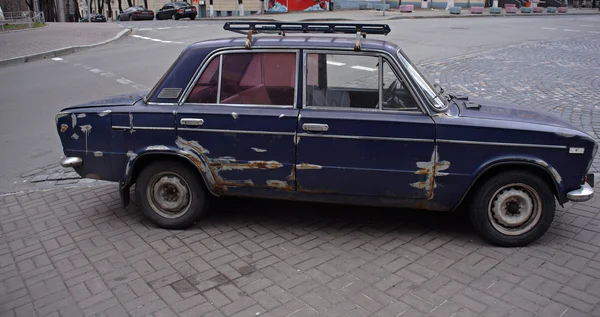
[117,0,123,12]
[24,0,34,11]
[106,0,112,17]
[143,0,147,8]
[126,0,132,7]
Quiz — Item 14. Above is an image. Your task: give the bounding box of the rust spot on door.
[410,146,450,199]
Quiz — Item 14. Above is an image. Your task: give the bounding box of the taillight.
[193,7,197,10]
[178,9,183,12]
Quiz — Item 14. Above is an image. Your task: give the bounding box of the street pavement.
[0,23,128,62]
[1,13,600,317]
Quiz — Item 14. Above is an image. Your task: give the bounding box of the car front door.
[296,51,437,199]
[176,50,300,193]
[162,4,174,18]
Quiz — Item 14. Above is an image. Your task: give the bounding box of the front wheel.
[469,171,555,247]
[135,161,209,229]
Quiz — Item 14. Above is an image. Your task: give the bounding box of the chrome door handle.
[180,118,204,126]
[302,123,329,132]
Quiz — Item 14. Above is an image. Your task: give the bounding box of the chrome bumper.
[60,157,82,168]
[567,183,594,202]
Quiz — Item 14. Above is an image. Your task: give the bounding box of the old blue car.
[55,22,596,247]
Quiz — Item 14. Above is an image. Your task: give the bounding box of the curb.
[0,27,132,67]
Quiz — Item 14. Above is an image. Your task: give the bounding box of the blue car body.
[54,35,597,213]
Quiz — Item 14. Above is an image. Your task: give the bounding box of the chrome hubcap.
[147,173,191,219]
[488,184,542,236]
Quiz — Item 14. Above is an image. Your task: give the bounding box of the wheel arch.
[454,160,563,211]
[119,151,219,207]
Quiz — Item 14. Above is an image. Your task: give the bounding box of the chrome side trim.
[178,128,295,136]
[147,102,177,106]
[567,183,594,202]
[297,133,434,143]
[184,103,293,109]
[437,139,567,149]
[112,126,175,131]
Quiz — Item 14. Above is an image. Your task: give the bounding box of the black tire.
[135,160,209,229]
[190,16,196,20]
[469,171,555,247]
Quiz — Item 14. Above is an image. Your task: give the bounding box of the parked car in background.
[81,13,107,22]
[156,1,197,20]
[117,6,154,21]
[54,22,597,248]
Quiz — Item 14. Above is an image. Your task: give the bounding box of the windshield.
[396,49,447,111]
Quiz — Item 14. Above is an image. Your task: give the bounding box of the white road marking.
[590,31,600,34]
[89,68,103,73]
[173,41,185,44]
[101,72,115,78]
[139,36,151,39]
[51,57,63,61]
[176,26,189,28]
[157,27,171,29]
[351,65,377,72]
[138,28,152,31]
[540,27,556,30]
[151,39,162,42]
[326,61,346,66]
[132,35,184,44]
[131,34,142,38]
[117,78,133,85]
[161,40,173,43]
[564,29,580,32]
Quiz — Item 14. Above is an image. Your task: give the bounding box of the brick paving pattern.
[0,23,126,61]
[2,33,600,317]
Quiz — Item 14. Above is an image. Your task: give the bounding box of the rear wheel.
[469,171,555,247]
[135,161,209,229]
[190,15,196,20]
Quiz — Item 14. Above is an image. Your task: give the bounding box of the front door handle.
[302,123,329,132]
[180,118,204,126]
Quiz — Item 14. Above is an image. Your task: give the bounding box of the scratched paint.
[231,112,239,119]
[55,112,69,124]
[71,133,79,140]
[71,113,77,128]
[98,110,112,117]
[80,125,92,154]
[251,148,267,153]
[125,151,138,177]
[296,163,322,169]
[278,114,285,119]
[146,145,170,151]
[266,180,292,190]
[94,151,103,157]
[533,159,562,184]
[77,114,86,118]
[60,124,68,133]
[174,137,283,193]
[410,146,450,199]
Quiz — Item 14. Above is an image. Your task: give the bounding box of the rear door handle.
[180,118,204,126]
[303,123,329,132]
[302,123,329,132]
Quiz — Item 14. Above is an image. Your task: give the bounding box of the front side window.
[187,52,297,106]
[382,60,419,111]
[396,49,446,110]
[306,53,379,109]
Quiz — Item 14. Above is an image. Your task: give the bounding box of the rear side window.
[187,52,297,106]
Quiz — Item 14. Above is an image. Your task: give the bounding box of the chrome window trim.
[216,54,223,103]
[437,139,567,149]
[378,56,383,111]
[147,102,178,106]
[301,49,429,115]
[177,128,296,136]
[297,133,434,143]
[112,126,175,131]
[396,49,446,113]
[179,48,301,109]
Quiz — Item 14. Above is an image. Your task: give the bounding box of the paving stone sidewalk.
[0,23,128,62]
[1,180,600,317]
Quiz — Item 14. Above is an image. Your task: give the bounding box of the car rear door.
[176,50,300,192]
[295,51,437,199]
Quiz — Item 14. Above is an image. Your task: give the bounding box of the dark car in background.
[117,6,155,21]
[156,1,197,20]
[81,13,107,22]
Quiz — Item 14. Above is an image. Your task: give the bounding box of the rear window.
[187,52,297,106]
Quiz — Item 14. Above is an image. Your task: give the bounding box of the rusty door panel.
[296,109,437,199]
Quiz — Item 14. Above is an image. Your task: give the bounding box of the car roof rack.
[223,22,391,51]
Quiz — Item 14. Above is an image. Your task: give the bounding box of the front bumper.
[567,174,595,202]
[60,157,82,168]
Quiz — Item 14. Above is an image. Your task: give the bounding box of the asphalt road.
[0,15,599,193]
